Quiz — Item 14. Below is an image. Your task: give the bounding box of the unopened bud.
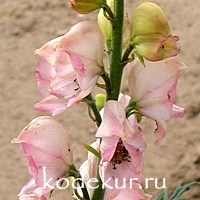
[131,2,179,61]
[70,0,104,14]
[95,93,106,110]
[98,0,114,43]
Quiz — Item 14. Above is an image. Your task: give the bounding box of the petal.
[124,118,146,152]
[154,120,167,145]
[35,37,62,66]
[129,57,187,101]
[68,53,100,91]
[60,21,104,66]
[171,104,185,118]
[118,93,131,108]
[34,96,68,116]
[96,101,126,138]
[110,183,152,200]
[36,59,55,98]
[12,116,73,165]
[18,178,47,200]
[99,136,119,162]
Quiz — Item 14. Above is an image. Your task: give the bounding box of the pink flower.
[12,116,73,200]
[128,57,187,145]
[34,21,104,116]
[96,101,149,199]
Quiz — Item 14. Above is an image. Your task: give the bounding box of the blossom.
[128,57,187,145]
[131,2,179,61]
[96,100,150,199]
[12,116,73,200]
[34,21,104,116]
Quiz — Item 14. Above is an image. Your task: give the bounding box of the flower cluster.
[12,1,187,200]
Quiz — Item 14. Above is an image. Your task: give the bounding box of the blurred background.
[0,0,200,199]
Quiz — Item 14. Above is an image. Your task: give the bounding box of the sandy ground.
[0,0,200,199]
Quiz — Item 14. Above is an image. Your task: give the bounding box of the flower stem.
[121,43,134,67]
[69,164,90,200]
[102,0,115,21]
[101,68,112,98]
[91,169,105,200]
[84,94,102,126]
[107,0,124,100]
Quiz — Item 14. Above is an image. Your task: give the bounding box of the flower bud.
[70,0,104,14]
[98,0,130,49]
[131,2,179,61]
[95,93,106,110]
[97,0,113,43]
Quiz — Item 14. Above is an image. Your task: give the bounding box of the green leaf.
[134,51,145,66]
[170,181,200,200]
[83,143,101,158]
[155,189,168,200]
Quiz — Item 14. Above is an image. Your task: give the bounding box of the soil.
[0,0,200,199]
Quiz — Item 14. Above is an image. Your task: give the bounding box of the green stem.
[121,43,134,67]
[91,167,105,200]
[107,0,124,100]
[102,1,115,21]
[84,94,102,127]
[69,165,90,200]
[101,68,112,98]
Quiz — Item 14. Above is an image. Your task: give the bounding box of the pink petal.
[154,120,167,145]
[171,104,185,117]
[108,183,152,200]
[35,37,62,66]
[18,178,47,200]
[12,116,73,165]
[129,57,187,101]
[34,96,68,116]
[60,21,104,66]
[96,101,126,138]
[36,60,55,98]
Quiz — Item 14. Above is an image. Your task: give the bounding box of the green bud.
[97,0,114,43]
[95,93,106,110]
[131,2,179,61]
[70,0,104,14]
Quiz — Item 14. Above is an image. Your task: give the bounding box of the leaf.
[83,143,101,158]
[155,189,169,200]
[134,51,145,66]
[170,181,200,200]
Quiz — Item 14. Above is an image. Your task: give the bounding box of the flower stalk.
[108,0,124,100]
[84,94,102,126]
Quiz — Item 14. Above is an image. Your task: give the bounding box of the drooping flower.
[96,101,150,199]
[131,2,179,61]
[12,116,73,200]
[128,57,187,145]
[34,21,104,116]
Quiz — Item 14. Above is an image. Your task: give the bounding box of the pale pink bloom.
[96,100,148,199]
[34,21,104,116]
[128,57,187,145]
[12,116,73,200]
